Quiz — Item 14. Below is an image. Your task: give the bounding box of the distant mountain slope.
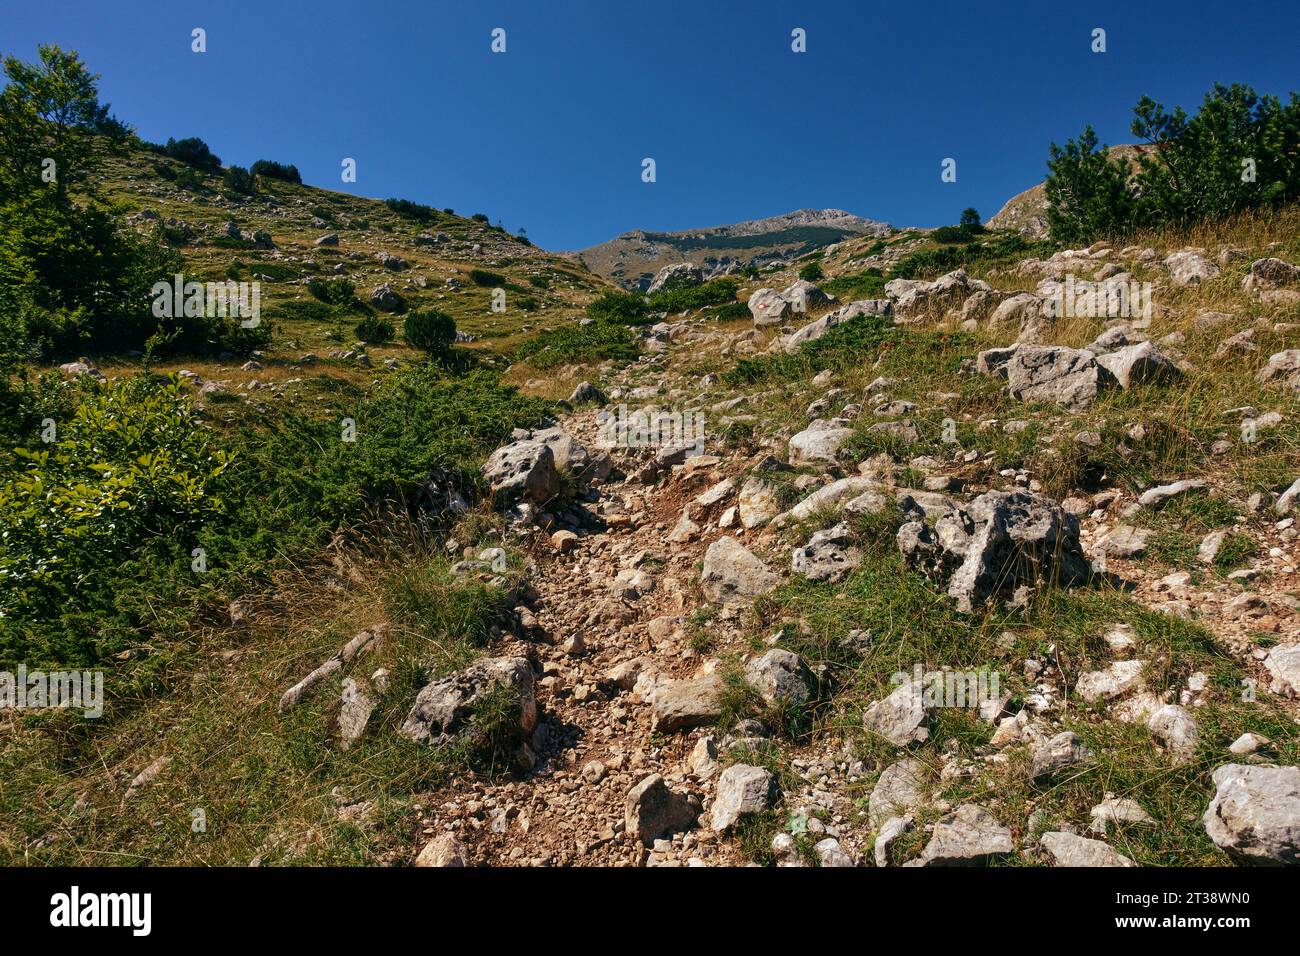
[574,208,893,289]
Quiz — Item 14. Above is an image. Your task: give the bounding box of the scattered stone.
[1094,525,1151,559]
[1229,733,1270,756]
[792,522,862,583]
[1148,704,1198,764]
[911,804,1013,866]
[1203,764,1300,865]
[400,656,536,748]
[1076,660,1146,702]
[788,419,854,465]
[1031,731,1095,779]
[1264,644,1300,698]
[745,649,815,707]
[651,675,724,733]
[710,764,776,831]
[1040,831,1135,867]
[415,833,467,867]
[863,677,931,747]
[625,774,698,846]
[1138,479,1206,510]
[869,758,928,828]
[699,537,779,604]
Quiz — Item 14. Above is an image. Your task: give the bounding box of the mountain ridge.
[573,206,894,289]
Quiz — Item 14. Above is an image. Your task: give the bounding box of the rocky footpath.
[388,240,1300,867]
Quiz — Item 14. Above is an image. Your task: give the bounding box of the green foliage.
[0,377,231,666]
[889,233,1046,280]
[1130,84,1300,224]
[724,312,901,385]
[222,164,256,195]
[468,268,504,287]
[250,159,301,184]
[307,276,356,306]
[0,46,225,360]
[798,262,824,281]
[514,320,639,369]
[1044,126,1141,245]
[163,137,221,172]
[0,367,552,670]
[383,197,438,222]
[822,267,886,300]
[403,308,457,353]
[586,289,648,324]
[960,207,981,228]
[0,195,183,357]
[354,314,394,344]
[1045,83,1300,243]
[0,44,125,203]
[929,222,983,243]
[646,277,739,313]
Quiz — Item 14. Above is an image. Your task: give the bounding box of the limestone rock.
[625,774,698,845]
[710,764,776,831]
[400,656,537,747]
[699,537,779,604]
[1203,764,1300,865]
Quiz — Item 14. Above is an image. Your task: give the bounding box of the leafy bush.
[468,268,504,287]
[0,367,552,669]
[0,196,183,357]
[0,377,231,666]
[355,314,394,343]
[706,301,751,321]
[222,165,256,195]
[823,267,886,300]
[250,159,302,184]
[1044,127,1140,246]
[307,276,356,306]
[471,213,489,223]
[929,223,982,243]
[798,262,824,281]
[404,309,457,353]
[889,233,1045,280]
[1045,83,1300,243]
[384,197,439,222]
[586,290,648,324]
[514,320,639,369]
[0,47,222,359]
[646,277,739,314]
[164,136,221,172]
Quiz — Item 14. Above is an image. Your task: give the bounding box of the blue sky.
[4,0,1298,249]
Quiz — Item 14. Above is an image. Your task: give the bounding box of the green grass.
[513,320,639,369]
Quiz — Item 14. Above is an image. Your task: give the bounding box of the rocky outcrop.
[647,263,703,293]
[1005,346,1112,410]
[400,656,537,748]
[899,490,1089,613]
[783,299,890,353]
[483,436,560,504]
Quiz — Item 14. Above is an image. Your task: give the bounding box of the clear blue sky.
[4,0,1297,249]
